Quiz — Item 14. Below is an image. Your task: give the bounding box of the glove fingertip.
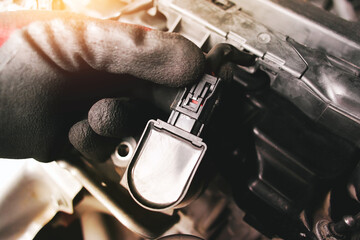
[168,37,206,87]
[134,31,206,87]
[88,98,128,137]
[69,120,117,162]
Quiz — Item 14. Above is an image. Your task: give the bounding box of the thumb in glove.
[69,97,165,162]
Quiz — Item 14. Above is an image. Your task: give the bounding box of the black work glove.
[0,11,205,162]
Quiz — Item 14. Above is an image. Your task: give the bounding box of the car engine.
[0,0,359,240]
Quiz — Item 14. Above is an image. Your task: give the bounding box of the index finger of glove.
[13,11,205,87]
[205,43,256,74]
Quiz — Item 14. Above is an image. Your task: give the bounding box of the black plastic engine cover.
[207,67,360,240]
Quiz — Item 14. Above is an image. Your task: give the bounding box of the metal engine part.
[0,1,360,240]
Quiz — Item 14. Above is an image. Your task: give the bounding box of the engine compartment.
[0,0,359,239]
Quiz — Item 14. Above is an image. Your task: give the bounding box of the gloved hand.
[0,10,205,162]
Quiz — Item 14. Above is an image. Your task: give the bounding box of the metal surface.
[161,176,269,240]
[111,137,137,177]
[0,159,82,240]
[315,220,338,240]
[0,1,359,239]
[158,234,204,240]
[58,158,180,239]
[112,138,136,167]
